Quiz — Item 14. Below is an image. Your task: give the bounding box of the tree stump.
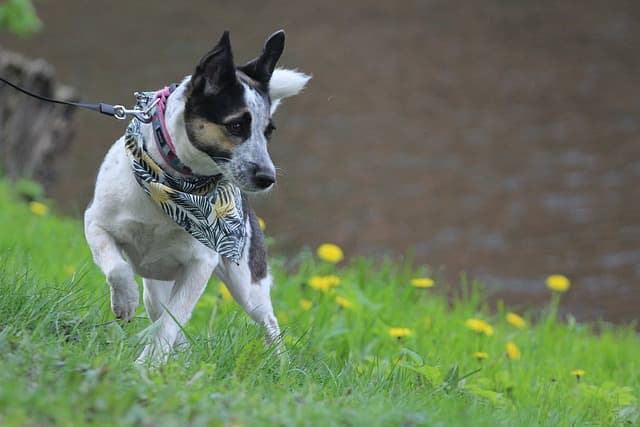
[0,46,76,190]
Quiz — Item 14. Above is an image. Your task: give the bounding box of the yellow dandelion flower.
[218,282,233,303]
[335,296,353,309]
[472,352,489,361]
[308,275,341,293]
[411,277,435,288]
[317,243,344,264]
[389,328,412,338]
[506,341,521,361]
[29,201,49,216]
[258,217,266,231]
[546,274,570,292]
[465,318,495,336]
[482,323,494,336]
[299,299,312,311]
[309,276,329,292]
[506,312,526,329]
[571,369,585,379]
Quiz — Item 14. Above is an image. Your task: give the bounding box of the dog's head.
[183,30,310,192]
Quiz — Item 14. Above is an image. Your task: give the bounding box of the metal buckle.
[112,97,160,123]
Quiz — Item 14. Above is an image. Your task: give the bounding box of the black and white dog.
[84,30,309,363]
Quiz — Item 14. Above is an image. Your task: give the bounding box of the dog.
[84,30,310,363]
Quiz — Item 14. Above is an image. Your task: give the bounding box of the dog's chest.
[109,179,217,280]
[93,142,217,279]
[113,215,215,280]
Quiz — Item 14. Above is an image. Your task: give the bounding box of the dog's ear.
[191,31,237,95]
[268,68,311,114]
[239,30,285,84]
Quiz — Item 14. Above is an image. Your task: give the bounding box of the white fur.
[269,68,311,114]
[83,67,308,363]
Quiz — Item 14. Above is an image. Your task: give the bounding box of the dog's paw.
[135,340,172,366]
[135,347,167,366]
[134,322,179,366]
[173,330,190,350]
[110,284,139,322]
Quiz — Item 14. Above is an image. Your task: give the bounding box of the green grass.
[0,179,638,426]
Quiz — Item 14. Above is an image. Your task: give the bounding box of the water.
[1,0,638,323]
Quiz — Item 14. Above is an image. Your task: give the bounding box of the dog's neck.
[140,77,223,178]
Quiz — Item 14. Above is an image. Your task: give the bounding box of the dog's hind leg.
[137,260,215,364]
[142,278,187,347]
[214,214,282,348]
[142,279,173,321]
[85,224,139,322]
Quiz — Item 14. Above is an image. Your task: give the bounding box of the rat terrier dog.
[84,30,310,363]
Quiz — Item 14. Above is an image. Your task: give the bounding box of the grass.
[0,179,638,426]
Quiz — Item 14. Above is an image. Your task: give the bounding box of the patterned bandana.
[124,89,245,264]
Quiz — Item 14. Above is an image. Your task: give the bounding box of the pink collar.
[150,86,194,176]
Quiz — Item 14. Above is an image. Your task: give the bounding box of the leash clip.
[113,97,160,123]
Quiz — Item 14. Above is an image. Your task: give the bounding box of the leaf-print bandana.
[124,90,245,264]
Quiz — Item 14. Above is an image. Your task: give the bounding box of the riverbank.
[0,180,638,426]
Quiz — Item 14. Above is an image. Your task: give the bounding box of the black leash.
[0,76,158,123]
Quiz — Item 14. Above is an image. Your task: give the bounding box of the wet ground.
[1,1,638,323]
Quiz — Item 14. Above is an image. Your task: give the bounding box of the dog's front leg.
[136,260,215,364]
[85,224,139,321]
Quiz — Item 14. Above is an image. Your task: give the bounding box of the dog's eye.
[225,121,245,136]
[264,123,276,141]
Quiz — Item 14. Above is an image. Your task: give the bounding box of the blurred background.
[0,0,638,323]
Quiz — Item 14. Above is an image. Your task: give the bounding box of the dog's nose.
[253,168,276,189]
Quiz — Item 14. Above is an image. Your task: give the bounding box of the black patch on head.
[184,30,277,161]
[191,31,236,96]
[222,111,252,141]
[243,195,268,283]
[185,80,246,125]
[185,31,250,160]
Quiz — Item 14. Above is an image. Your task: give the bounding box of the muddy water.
[1,1,638,323]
